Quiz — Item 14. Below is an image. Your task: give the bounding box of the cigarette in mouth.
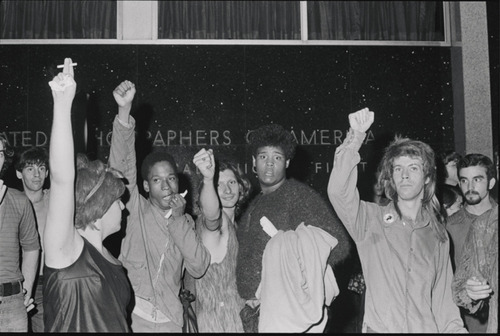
[57,63,77,68]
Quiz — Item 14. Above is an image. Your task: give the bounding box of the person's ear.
[488,177,496,190]
[143,180,150,193]
[44,170,49,179]
[16,170,23,180]
[425,176,430,184]
[285,159,290,169]
[252,156,256,167]
[93,218,102,230]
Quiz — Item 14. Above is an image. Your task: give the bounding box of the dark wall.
[0,45,455,202]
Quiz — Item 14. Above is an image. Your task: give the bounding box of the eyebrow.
[460,175,486,179]
[258,151,284,156]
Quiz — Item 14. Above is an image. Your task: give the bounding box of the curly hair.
[141,150,178,181]
[248,124,296,160]
[458,153,496,182]
[375,136,446,241]
[15,146,49,172]
[74,153,125,230]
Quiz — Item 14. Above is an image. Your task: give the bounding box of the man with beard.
[446,153,497,333]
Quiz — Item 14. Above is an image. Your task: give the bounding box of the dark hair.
[440,184,462,209]
[458,153,496,182]
[440,150,462,166]
[75,153,125,230]
[0,136,15,178]
[141,150,178,181]
[15,147,49,172]
[376,136,446,240]
[248,124,296,161]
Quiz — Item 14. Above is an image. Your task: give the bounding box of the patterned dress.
[194,215,245,332]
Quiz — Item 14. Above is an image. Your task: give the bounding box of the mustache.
[465,191,480,196]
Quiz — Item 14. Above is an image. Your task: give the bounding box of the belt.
[0,281,22,297]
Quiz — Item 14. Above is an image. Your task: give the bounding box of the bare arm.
[21,249,39,308]
[44,58,82,269]
[193,148,221,230]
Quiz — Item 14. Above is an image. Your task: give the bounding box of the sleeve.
[168,214,210,278]
[109,115,145,268]
[109,115,141,229]
[301,188,351,266]
[18,196,40,252]
[432,239,468,333]
[452,228,484,314]
[327,128,372,242]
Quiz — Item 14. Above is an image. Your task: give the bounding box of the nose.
[223,183,232,194]
[34,168,40,177]
[401,168,409,179]
[161,180,170,190]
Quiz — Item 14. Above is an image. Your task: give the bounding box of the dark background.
[0,45,456,197]
[0,45,456,333]
[1,10,498,327]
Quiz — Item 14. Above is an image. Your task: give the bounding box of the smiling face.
[143,161,179,211]
[217,168,241,209]
[459,165,494,206]
[17,163,48,192]
[392,155,429,202]
[253,146,289,194]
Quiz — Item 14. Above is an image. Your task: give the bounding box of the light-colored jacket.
[328,129,467,333]
[257,223,339,332]
[109,115,210,327]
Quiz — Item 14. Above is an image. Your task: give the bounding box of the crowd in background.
[0,59,497,333]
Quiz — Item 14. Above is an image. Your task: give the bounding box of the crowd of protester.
[0,58,497,333]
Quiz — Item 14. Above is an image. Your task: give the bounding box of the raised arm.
[44,58,82,268]
[327,108,374,242]
[193,148,222,231]
[108,80,137,190]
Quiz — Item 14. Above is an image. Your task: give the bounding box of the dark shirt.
[236,178,350,300]
[0,188,39,282]
[43,238,131,332]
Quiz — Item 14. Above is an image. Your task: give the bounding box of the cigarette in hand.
[165,190,189,219]
[57,63,77,68]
